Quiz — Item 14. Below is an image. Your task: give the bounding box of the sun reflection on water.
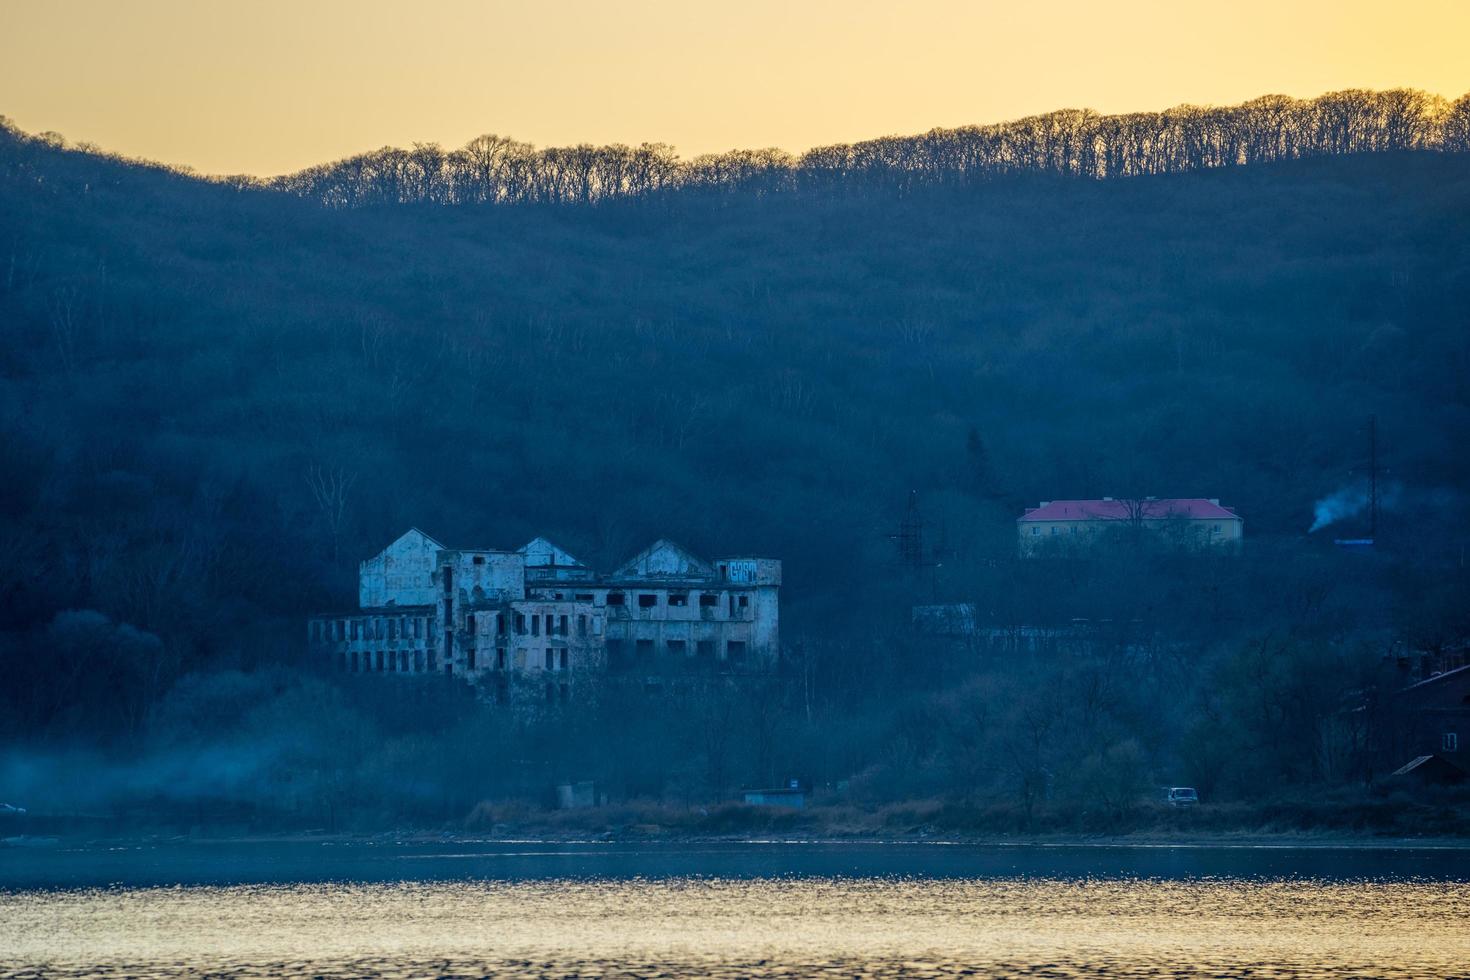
[3,878,1468,978]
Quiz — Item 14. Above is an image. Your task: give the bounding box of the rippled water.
[5,875,1470,979]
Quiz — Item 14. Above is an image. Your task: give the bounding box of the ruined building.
[308,529,781,699]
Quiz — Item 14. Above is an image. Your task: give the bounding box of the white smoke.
[1309,484,1370,533]
[1308,481,1402,533]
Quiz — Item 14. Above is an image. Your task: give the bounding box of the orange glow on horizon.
[2,0,1468,177]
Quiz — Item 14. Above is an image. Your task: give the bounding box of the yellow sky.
[2,0,1467,177]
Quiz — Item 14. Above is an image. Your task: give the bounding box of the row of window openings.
[464,612,588,637]
[606,592,750,614]
[314,617,427,643]
[442,568,751,616]
[606,638,746,660]
[1030,524,1226,536]
[343,648,568,673]
[344,649,437,673]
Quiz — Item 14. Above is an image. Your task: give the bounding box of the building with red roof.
[1017,497,1243,555]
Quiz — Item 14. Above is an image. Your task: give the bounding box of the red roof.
[1017,498,1240,523]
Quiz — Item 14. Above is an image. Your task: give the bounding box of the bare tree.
[305,465,358,564]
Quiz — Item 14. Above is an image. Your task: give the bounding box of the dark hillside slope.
[1,133,1468,729]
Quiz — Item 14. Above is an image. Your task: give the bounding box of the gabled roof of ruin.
[363,527,444,561]
[611,538,715,580]
[398,527,445,548]
[518,536,586,567]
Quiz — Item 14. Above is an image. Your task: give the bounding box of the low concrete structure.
[309,530,781,700]
[742,786,806,808]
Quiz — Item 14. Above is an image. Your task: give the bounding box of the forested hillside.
[1,94,1468,826]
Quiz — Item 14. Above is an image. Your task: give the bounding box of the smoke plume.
[1308,481,1405,533]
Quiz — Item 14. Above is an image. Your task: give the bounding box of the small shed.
[742,787,805,809]
[555,781,603,809]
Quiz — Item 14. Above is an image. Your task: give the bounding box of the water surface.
[3,842,1468,978]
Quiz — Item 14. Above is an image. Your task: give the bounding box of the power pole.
[893,490,925,571]
[888,490,947,600]
[1368,414,1378,542]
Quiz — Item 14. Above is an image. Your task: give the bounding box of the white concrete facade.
[310,531,781,697]
[358,528,442,608]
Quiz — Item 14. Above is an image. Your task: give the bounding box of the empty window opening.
[445,663,454,675]
[497,613,506,635]
[668,593,688,607]
[496,647,506,669]
[514,613,525,634]
[473,555,485,565]
[351,620,361,640]
[467,648,477,671]
[443,567,454,592]
[668,639,688,657]
[545,649,554,670]
[575,593,594,601]
[1445,732,1460,752]
[578,614,587,637]
[727,640,747,662]
[559,649,569,670]
[607,592,626,606]
[636,639,655,661]
[738,595,749,609]
[697,640,716,660]
[400,651,409,672]
[545,613,554,635]
[559,614,568,635]
[699,593,719,608]
[466,614,476,634]
[376,651,385,671]
[638,593,658,609]
[728,595,736,617]
[532,615,540,637]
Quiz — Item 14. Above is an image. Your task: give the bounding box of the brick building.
[1017,497,1243,555]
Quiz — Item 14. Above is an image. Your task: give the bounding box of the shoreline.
[10,830,1470,850]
